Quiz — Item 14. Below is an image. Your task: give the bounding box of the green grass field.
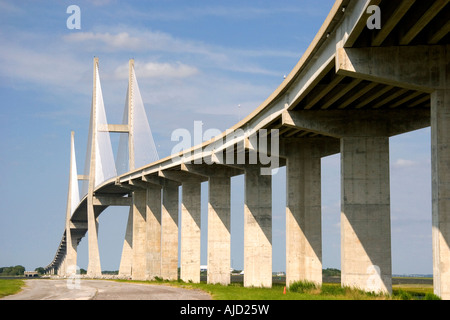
[0,279,25,298]
[117,278,440,300]
[0,278,439,300]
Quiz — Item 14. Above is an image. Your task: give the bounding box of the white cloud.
[63,31,142,51]
[392,158,417,168]
[63,30,218,57]
[63,29,296,76]
[114,61,199,79]
[137,61,199,79]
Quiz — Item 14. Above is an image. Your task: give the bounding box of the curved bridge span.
[45,0,450,298]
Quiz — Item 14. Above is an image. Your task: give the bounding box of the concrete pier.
[131,189,147,280]
[180,163,243,285]
[161,183,180,281]
[431,88,450,299]
[340,136,392,294]
[146,184,162,280]
[119,207,133,277]
[285,140,323,287]
[87,196,102,277]
[180,181,202,283]
[207,173,232,285]
[244,166,272,288]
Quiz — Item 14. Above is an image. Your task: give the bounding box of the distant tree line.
[322,268,341,277]
[0,265,25,276]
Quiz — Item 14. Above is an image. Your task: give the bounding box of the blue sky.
[0,0,432,275]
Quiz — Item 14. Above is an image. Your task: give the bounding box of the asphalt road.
[1,279,212,300]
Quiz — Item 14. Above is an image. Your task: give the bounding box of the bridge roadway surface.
[0,279,211,300]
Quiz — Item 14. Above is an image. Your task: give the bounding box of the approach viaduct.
[45,0,450,298]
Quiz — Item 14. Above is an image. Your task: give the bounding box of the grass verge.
[0,279,25,298]
[115,278,440,300]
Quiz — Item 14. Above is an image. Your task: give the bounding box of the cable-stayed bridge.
[45,0,450,299]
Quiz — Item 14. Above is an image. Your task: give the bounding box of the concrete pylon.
[86,57,103,277]
[85,57,117,277]
[116,59,159,174]
[64,131,80,276]
[117,60,137,279]
[117,60,160,278]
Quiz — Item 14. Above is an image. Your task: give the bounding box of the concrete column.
[340,136,392,294]
[179,163,242,285]
[65,230,78,275]
[431,88,450,299]
[244,166,272,288]
[59,256,65,276]
[146,185,162,280]
[132,189,147,280]
[161,184,179,280]
[285,140,322,287]
[180,181,202,283]
[87,199,102,277]
[119,207,133,278]
[208,174,231,285]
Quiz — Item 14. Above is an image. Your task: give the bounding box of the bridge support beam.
[244,166,272,288]
[283,138,339,287]
[336,45,448,93]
